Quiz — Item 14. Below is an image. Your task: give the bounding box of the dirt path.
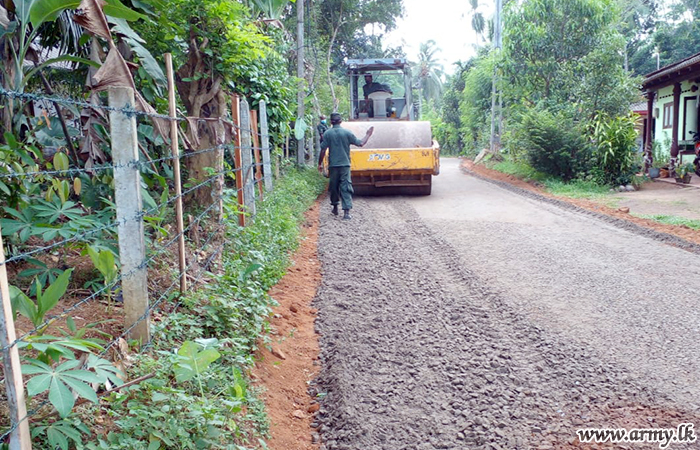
[312,158,700,449]
[254,201,321,450]
[609,182,700,221]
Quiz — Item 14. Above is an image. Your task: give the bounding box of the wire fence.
[0,84,285,446]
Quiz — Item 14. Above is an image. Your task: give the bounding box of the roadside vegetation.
[75,168,326,450]
[431,0,698,192]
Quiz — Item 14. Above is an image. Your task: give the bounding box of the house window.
[663,102,673,129]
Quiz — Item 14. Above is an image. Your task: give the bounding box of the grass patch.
[543,179,613,199]
[490,158,613,200]
[633,214,700,230]
[491,160,549,182]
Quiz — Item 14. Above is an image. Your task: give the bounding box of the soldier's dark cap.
[330,112,342,121]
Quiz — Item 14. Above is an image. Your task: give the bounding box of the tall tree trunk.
[1,37,15,139]
[176,35,225,214]
[325,9,344,111]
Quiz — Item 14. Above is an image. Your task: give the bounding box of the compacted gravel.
[312,159,700,450]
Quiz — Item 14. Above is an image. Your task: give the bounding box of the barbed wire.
[0,167,276,353]
[0,397,50,443]
[0,144,268,181]
[1,191,245,352]
[101,223,225,357]
[0,87,183,122]
[0,88,276,141]
[0,162,265,267]
[0,231,226,439]
[0,167,265,351]
[0,140,280,442]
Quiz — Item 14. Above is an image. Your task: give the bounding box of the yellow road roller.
[340,58,440,195]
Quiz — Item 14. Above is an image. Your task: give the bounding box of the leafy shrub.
[589,113,639,185]
[517,107,592,180]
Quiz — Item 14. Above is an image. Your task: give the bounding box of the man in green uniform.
[317,115,328,143]
[317,112,374,220]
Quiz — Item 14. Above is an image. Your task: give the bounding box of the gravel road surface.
[312,158,700,450]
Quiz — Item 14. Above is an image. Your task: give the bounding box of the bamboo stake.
[165,54,187,293]
[0,228,32,449]
[250,109,264,200]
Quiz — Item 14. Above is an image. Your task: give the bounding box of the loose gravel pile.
[312,192,700,450]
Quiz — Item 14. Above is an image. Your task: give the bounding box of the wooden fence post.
[250,110,264,200]
[0,230,32,449]
[109,87,150,344]
[259,101,273,191]
[165,54,187,293]
[230,95,246,227]
[239,99,256,216]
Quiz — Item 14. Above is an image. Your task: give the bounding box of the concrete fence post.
[109,87,150,344]
[239,98,256,216]
[259,101,273,191]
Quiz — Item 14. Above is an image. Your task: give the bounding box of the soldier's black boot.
[332,205,339,216]
[343,210,352,220]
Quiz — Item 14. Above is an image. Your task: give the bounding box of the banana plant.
[0,0,147,93]
[247,0,294,20]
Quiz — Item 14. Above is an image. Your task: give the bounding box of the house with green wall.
[642,52,700,171]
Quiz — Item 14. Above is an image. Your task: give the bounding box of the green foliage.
[627,0,700,76]
[459,53,494,156]
[434,61,470,155]
[492,156,614,199]
[22,359,103,418]
[313,0,403,70]
[173,339,221,384]
[78,168,325,448]
[515,107,592,180]
[86,244,119,284]
[32,418,91,450]
[676,162,695,178]
[651,139,670,168]
[18,258,65,294]
[136,0,270,83]
[503,0,639,119]
[414,40,444,105]
[10,268,73,328]
[234,36,296,143]
[0,131,44,208]
[589,113,639,185]
[24,354,122,449]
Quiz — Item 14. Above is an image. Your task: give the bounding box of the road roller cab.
[343,58,440,195]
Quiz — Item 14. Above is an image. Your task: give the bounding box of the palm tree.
[414,40,444,115]
[468,0,486,44]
